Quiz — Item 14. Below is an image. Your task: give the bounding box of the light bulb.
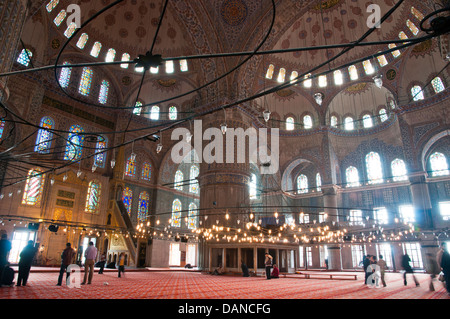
[263,110,271,122]
[130,152,136,161]
[220,123,227,135]
[111,159,116,168]
[92,165,97,173]
[50,178,55,185]
[63,174,68,182]
[77,170,82,178]
[314,93,323,105]
[156,143,163,154]
[186,132,192,143]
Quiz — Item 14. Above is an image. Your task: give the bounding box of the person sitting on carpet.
[212,264,224,275]
[271,264,279,279]
[241,260,249,277]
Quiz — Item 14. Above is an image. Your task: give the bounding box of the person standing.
[98,252,106,274]
[0,233,12,282]
[426,252,440,291]
[16,240,37,287]
[402,253,419,287]
[363,255,371,285]
[81,241,97,285]
[438,242,450,295]
[377,255,388,288]
[57,243,76,286]
[264,252,273,280]
[117,252,125,278]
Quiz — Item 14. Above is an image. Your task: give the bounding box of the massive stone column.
[409,172,433,229]
[322,185,342,270]
[0,0,29,102]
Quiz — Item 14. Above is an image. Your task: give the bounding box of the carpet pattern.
[0,270,448,300]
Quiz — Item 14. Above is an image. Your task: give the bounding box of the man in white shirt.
[81,242,98,285]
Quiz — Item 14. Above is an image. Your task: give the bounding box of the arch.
[85,180,101,213]
[420,130,450,172]
[35,116,55,154]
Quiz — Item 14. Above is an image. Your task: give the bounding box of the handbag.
[438,271,445,282]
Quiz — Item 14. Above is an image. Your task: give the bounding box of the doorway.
[8,230,35,264]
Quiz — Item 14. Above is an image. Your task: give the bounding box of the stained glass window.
[363,60,375,75]
[64,22,77,38]
[399,31,409,41]
[98,80,110,104]
[363,114,373,128]
[389,44,401,58]
[430,152,449,177]
[330,116,338,128]
[249,173,257,199]
[150,106,160,120]
[64,124,84,161]
[366,152,383,184]
[265,64,275,79]
[169,106,178,120]
[94,136,107,168]
[334,70,343,85]
[316,173,322,192]
[17,49,32,67]
[377,53,388,67]
[46,0,59,12]
[78,67,93,96]
[277,68,286,83]
[171,199,182,228]
[125,156,136,177]
[59,61,72,88]
[133,101,143,115]
[122,187,133,216]
[304,73,312,88]
[141,162,151,181]
[90,42,102,58]
[346,166,360,187]
[391,158,408,182]
[348,65,359,80]
[22,169,45,206]
[318,75,327,87]
[174,170,183,191]
[189,165,199,194]
[0,119,5,139]
[76,33,89,49]
[432,77,445,94]
[297,174,308,194]
[411,7,424,21]
[121,53,131,69]
[411,85,424,101]
[180,59,188,72]
[166,60,175,74]
[54,10,66,27]
[105,48,116,62]
[187,203,198,229]
[379,108,388,122]
[286,117,295,131]
[35,116,54,154]
[344,117,354,131]
[85,180,101,213]
[303,115,313,129]
[138,192,150,222]
[406,20,420,36]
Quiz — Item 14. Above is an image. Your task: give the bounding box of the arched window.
[379,108,388,122]
[64,22,77,38]
[90,42,102,58]
[165,60,175,74]
[363,60,375,75]
[122,187,133,216]
[362,114,373,128]
[141,162,151,181]
[171,199,182,228]
[138,192,150,222]
[430,152,449,177]
[169,106,178,120]
[17,49,32,67]
[366,152,383,184]
[330,116,338,128]
[0,119,5,139]
[46,0,59,12]
[22,169,45,206]
[150,106,160,120]
[189,165,199,194]
[174,170,184,191]
[133,101,143,115]
[98,80,110,104]
[249,173,257,199]
[290,71,299,84]
[35,116,54,154]
[187,203,198,230]
[64,125,84,161]
[304,73,312,88]
[377,53,388,67]
[53,10,66,26]
[59,61,72,88]
[76,33,89,49]
[85,180,101,213]
[344,117,354,131]
[297,174,308,194]
[277,68,286,83]
[286,117,295,131]
[432,77,445,94]
[399,31,409,41]
[348,65,359,80]
[406,19,420,36]
[94,136,107,168]
[121,53,131,69]
[265,64,275,79]
[411,85,424,101]
[318,75,327,87]
[180,59,189,72]
[303,115,313,129]
[391,159,408,182]
[150,66,159,74]
[389,44,401,58]
[346,166,360,187]
[334,70,343,85]
[125,155,136,177]
[78,67,93,96]
[411,7,424,21]
[316,173,322,192]
[105,49,116,62]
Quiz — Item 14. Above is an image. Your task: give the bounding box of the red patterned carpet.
[0,268,448,300]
